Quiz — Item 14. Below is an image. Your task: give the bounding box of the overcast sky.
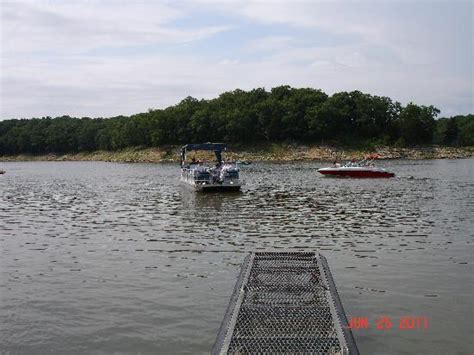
[1,0,472,119]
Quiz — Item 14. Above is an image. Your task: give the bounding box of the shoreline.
[1,145,473,163]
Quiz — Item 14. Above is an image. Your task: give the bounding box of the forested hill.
[0,86,473,155]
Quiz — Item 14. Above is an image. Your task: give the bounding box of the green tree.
[307,92,356,142]
[399,103,439,145]
[1,86,466,155]
[443,117,459,146]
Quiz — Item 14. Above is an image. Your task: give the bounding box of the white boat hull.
[180,172,241,192]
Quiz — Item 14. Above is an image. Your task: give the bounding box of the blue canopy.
[181,143,227,166]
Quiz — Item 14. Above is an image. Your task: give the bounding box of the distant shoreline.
[1,145,473,163]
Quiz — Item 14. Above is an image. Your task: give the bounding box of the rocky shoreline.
[1,145,473,163]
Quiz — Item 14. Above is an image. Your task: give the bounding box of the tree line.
[0,86,472,155]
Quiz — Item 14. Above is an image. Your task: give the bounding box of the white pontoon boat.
[180,143,242,192]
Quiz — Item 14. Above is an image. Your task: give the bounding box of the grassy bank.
[1,144,473,163]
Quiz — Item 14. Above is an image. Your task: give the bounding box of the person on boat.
[208,162,221,183]
[190,157,199,169]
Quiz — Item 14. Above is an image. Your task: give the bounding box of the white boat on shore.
[180,143,242,192]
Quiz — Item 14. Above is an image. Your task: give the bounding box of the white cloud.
[1,0,230,54]
[245,35,295,53]
[0,0,472,118]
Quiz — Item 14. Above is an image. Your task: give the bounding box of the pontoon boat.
[180,143,242,192]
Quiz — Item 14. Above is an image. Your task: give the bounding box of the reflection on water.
[0,160,473,354]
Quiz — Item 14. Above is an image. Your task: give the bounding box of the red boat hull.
[319,169,395,178]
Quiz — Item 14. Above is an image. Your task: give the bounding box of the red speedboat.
[318,159,395,178]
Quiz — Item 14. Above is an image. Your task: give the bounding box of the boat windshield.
[341,158,376,167]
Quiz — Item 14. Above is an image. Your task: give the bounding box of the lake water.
[0,159,473,354]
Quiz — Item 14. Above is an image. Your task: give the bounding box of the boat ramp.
[213,252,359,354]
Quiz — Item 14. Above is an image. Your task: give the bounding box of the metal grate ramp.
[213,252,359,355]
